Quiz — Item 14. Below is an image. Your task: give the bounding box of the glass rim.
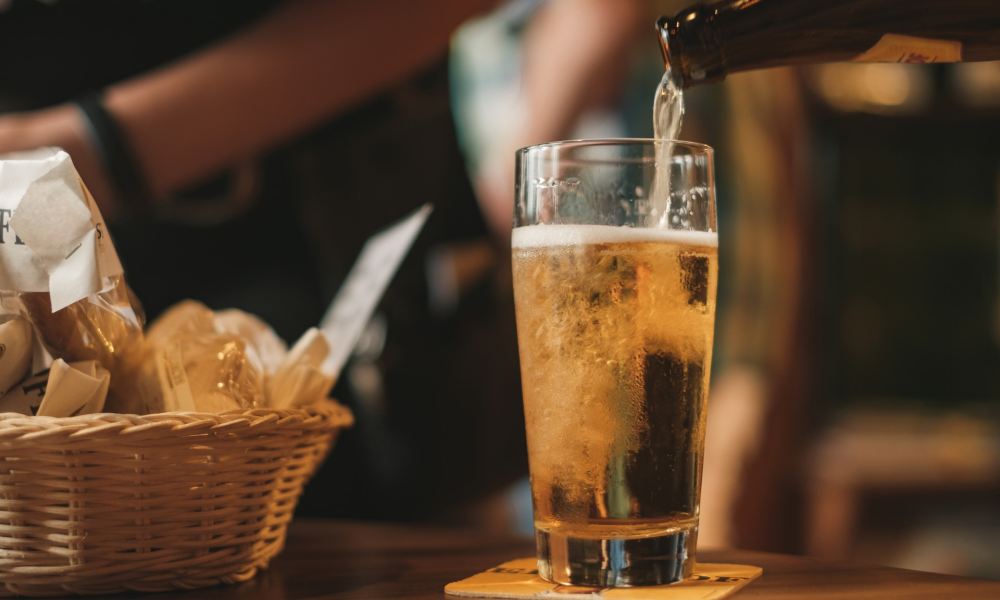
[517,137,713,156]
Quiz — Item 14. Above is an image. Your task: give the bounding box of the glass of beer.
[512,139,718,587]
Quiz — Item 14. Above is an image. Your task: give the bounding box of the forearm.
[518,0,645,146]
[104,0,491,197]
[1,105,116,210]
[477,0,645,239]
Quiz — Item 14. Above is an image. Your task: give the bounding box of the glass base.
[536,526,696,587]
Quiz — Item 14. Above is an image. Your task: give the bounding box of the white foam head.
[512,224,717,248]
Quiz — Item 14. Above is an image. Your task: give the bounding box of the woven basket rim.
[0,398,353,431]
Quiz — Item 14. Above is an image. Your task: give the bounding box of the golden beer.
[512,224,718,581]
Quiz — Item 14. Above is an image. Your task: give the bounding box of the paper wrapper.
[0,316,33,394]
[139,302,271,412]
[144,303,331,411]
[145,299,215,348]
[0,148,123,309]
[445,558,762,599]
[267,328,333,409]
[0,359,109,417]
[214,308,287,373]
[19,277,144,393]
[156,334,265,413]
[0,148,145,413]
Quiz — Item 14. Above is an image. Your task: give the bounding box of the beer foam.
[512,224,718,248]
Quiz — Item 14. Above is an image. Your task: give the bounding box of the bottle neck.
[659,0,1000,89]
[658,7,726,88]
[660,1,866,88]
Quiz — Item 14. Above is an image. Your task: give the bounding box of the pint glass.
[511,140,718,586]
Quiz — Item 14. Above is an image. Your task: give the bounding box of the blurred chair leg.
[807,479,858,559]
[700,366,768,548]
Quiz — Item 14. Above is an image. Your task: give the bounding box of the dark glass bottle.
[658,0,1000,88]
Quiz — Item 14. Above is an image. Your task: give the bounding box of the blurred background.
[449,0,1000,580]
[2,0,997,582]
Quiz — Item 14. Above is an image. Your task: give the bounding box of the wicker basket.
[0,400,352,597]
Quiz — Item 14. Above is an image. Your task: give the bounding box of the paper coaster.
[445,558,761,599]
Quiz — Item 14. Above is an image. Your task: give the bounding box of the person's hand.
[0,105,117,215]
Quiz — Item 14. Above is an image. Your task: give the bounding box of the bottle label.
[855,33,962,63]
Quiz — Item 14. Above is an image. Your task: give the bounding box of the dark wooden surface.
[113,519,1000,599]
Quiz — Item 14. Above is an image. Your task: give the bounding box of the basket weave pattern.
[0,401,352,597]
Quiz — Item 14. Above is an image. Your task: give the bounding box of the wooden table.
[111,519,999,599]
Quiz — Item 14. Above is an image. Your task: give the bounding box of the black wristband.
[74,92,152,217]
